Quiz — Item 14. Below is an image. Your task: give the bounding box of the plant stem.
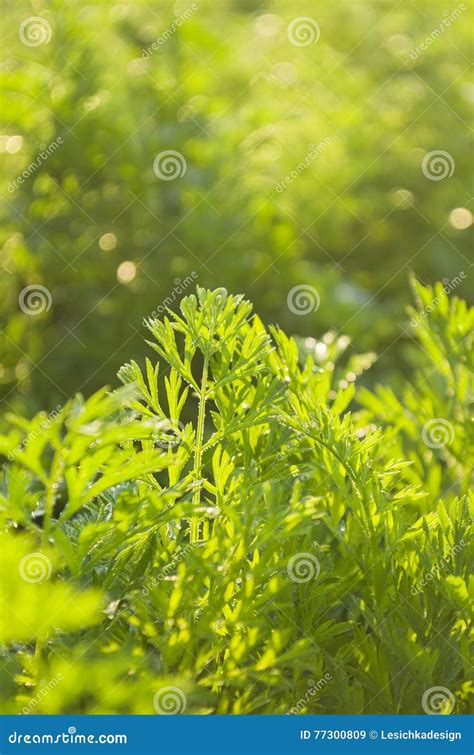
[34,635,44,678]
[191,354,209,543]
[43,453,63,545]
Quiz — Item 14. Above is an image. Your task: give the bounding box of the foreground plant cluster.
[0,282,472,715]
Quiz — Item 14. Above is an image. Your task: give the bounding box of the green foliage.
[1,0,472,405]
[0,283,472,714]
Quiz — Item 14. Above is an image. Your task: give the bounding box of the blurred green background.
[1,0,472,412]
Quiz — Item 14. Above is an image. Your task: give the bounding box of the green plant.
[0,283,472,714]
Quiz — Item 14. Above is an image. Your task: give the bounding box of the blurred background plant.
[0,0,472,414]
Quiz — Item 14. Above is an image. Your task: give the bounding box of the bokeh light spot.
[5,136,23,154]
[99,233,117,251]
[117,261,137,284]
[449,207,472,230]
